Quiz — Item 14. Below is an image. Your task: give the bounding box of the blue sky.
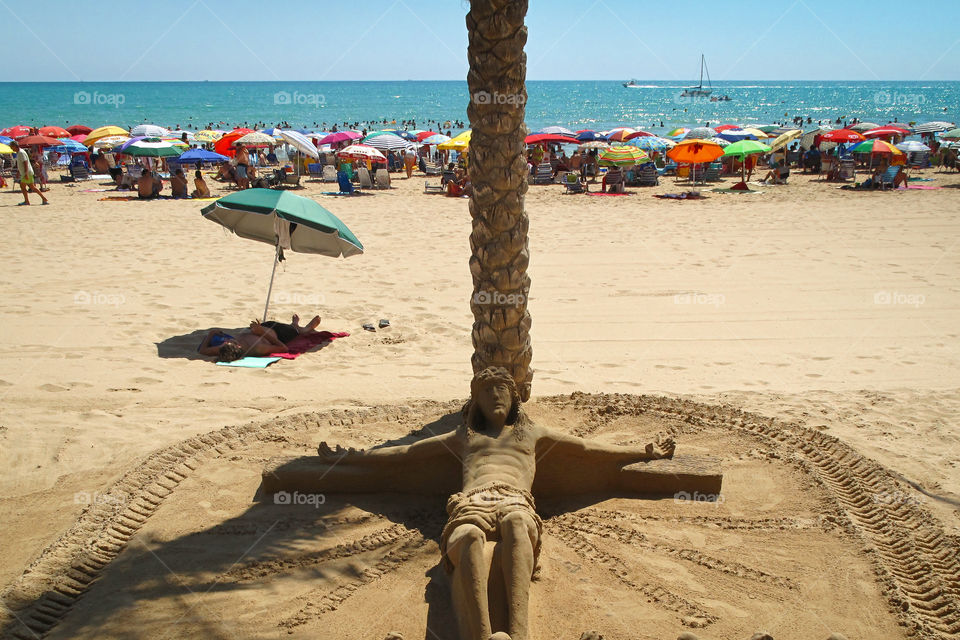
[2,0,958,82]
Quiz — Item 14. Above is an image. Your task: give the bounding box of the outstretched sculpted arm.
[317,430,461,465]
[536,430,675,465]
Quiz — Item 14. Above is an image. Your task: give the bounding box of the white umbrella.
[279,130,320,159]
[913,121,954,134]
[337,144,386,162]
[130,124,170,137]
[235,132,277,146]
[895,140,931,153]
[363,133,415,152]
[537,126,576,136]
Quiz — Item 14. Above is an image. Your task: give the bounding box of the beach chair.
[424,180,445,194]
[307,163,322,179]
[375,168,390,189]
[337,171,355,194]
[358,167,374,189]
[562,172,584,194]
[69,163,90,181]
[661,161,677,176]
[441,169,457,186]
[321,165,337,182]
[603,168,625,193]
[424,163,442,176]
[839,158,856,181]
[878,165,901,190]
[533,162,553,185]
[282,172,301,188]
[703,163,722,181]
[909,151,929,170]
[638,164,659,186]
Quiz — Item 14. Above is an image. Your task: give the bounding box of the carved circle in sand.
[2,394,958,639]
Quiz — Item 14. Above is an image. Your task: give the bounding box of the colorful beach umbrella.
[598,145,649,166]
[940,128,960,140]
[604,128,636,142]
[415,130,441,142]
[201,189,363,321]
[666,127,689,139]
[195,129,225,143]
[0,143,14,154]
[363,133,415,151]
[740,128,770,139]
[52,138,88,153]
[623,130,655,140]
[863,127,908,139]
[84,125,130,146]
[713,124,741,132]
[849,139,903,156]
[91,135,130,149]
[750,124,779,133]
[716,128,758,142]
[174,148,230,164]
[820,129,865,143]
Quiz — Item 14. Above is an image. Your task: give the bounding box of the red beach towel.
[270,331,349,359]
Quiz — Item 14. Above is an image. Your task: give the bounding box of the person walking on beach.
[234,145,250,189]
[404,146,416,178]
[10,141,48,206]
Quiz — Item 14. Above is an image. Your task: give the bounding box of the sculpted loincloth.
[440,481,543,574]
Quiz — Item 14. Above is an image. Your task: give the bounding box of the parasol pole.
[263,241,280,322]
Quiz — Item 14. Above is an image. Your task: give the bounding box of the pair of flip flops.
[363,319,391,332]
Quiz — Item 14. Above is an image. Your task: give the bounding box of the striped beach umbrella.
[53,138,89,153]
[604,127,636,142]
[750,124,779,133]
[337,144,387,162]
[363,133,415,151]
[895,141,931,153]
[666,127,689,140]
[940,128,960,140]
[708,137,731,147]
[768,129,803,151]
[716,128,757,142]
[913,121,954,134]
[598,145,649,166]
[740,127,770,139]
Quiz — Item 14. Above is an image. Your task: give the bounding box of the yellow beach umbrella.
[769,129,802,152]
[91,135,130,149]
[84,125,130,147]
[741,127,769,139]
[437,129,471,151]
[195,129,226,143]
[0,143,13,154]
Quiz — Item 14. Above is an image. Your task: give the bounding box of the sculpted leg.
[446,524,492,640]
[499,511,539,640]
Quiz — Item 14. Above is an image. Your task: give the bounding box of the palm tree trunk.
[466,0,533,402]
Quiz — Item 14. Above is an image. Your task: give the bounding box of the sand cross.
[262,368,722,640]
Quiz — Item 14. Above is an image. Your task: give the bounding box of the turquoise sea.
[0,81,957,136]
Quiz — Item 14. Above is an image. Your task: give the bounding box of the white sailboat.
[680,54,713,98]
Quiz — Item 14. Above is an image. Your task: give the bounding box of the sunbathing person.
[170,167,188,198]
[137,170,162,199]
[760,161,790,184]
[192,169,211,198]
[198,315,322,362]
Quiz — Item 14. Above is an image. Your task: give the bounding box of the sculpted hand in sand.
[315,367,676,640]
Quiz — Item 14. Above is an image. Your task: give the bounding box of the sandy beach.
[1,168,959,639]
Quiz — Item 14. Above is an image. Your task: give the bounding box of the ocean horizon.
[1,80,956,136]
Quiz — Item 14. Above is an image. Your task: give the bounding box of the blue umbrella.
[576,130,604,142]
[51,138,88,153]
[626,136,674,152]
[716,129,758,142]
[174,148,231,164]
[0,135,13,145]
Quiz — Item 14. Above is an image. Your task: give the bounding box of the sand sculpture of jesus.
[314,367,678,640]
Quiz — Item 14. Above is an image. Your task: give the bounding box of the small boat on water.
[623,79,642,88]
[680,54,713,98]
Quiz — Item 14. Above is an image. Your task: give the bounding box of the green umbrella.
[722,139,771,187]
[201,189,363,320]
[941,128,960,140]
[123,137,183,158]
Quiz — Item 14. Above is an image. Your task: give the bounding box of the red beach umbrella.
[1,125,32,139]
[214,132,244,156]
[713,124,740,132]
[18,135,61,147]
[38,126,71,138]
[623,130,655,140]
[66,125,93,135]
[69,134,88,143]
[862,127,908,139]
[415,130,441,142]
[525,133,578,145]
[820,129,865,143]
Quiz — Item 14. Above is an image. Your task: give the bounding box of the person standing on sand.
[234,145,250,189]
[404,146,416,178]
[10,141,48,206]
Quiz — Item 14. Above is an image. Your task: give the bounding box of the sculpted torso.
[461,425,537,492]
